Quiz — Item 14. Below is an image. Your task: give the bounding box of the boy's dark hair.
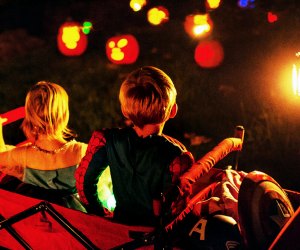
[119,66,177,128]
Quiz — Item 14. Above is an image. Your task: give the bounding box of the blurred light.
[206,0,222,10]
[194,40,224,68]
[292,53,300,96]
[82,21,92,34]
[147,6,169,26]
[184,14,213,39]
[129,0,147,12]
[238,0,255,9]
[267,12,278,23]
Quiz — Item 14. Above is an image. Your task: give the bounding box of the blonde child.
[0,81,87,203]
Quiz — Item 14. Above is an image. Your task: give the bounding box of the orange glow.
[206,0,222,9]
[147,6,169,25]
[129,0,147,12]
[292,64,300,96]
[275,53,300,108]
[184,14,213,38]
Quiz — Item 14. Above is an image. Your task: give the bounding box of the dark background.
[1,0,300,191]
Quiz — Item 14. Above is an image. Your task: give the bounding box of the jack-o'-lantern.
[57,21,88,56]
[147,6,169,25]
[184,14,213,39]
[106,34,139,64]
[194,40,224,68]
[130,0,147,12]
[206,0,222,10]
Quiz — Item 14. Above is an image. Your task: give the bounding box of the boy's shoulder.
[162,134,188,152]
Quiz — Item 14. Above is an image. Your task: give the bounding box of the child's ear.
[169,103,178,119]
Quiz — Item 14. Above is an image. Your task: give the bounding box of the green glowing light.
[82,21,92,35]
[97,167,116,212]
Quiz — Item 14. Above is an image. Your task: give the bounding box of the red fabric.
[1,106,25,126]
[75,130,106,205]
[0,189,153,249]
[166,168,247,231]
[169,151,194,184]
[1,106,26,181]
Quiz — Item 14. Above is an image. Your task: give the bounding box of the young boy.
[75,66,193,225]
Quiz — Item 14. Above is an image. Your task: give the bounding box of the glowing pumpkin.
[206,0,222,10]
[194,40,224,68]
[106,34,139,64]
[129,0,147,12]
[147,6,169,26]
[184,14,213,39]
[57,21,87,56]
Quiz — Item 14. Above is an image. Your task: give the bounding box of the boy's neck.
[133,123,164,138]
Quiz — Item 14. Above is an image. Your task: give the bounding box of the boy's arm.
[180,138,243,195]
[169,151,194,185]
[75,130,108,215]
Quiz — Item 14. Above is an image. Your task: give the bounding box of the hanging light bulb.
[292,52,300,96]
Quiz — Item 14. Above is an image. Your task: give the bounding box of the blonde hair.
[21,81,75,140]
[119,66,177,128]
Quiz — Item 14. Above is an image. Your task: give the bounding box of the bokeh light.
[194,40,224,68]
[184,14,213,38]
[147,6,169,26]
[206,0,222,10]
[129,0,147,12]
[82,21,93,35]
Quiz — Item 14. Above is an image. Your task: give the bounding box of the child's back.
[76,66,193,225]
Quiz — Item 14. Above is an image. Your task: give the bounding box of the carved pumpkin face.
[106,34,139,64]
[194,40,224,68]
[57,22,88,56]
